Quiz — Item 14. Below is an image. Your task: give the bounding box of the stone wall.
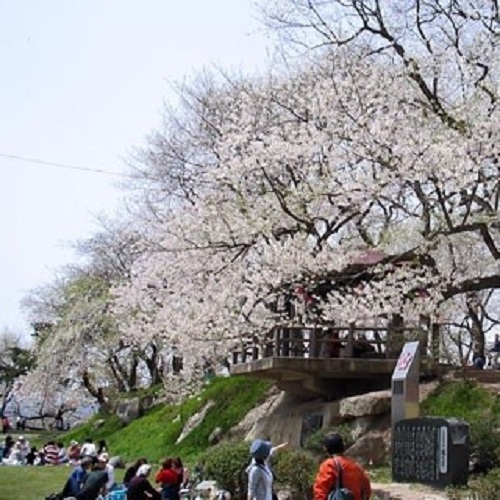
[233,389,392,465]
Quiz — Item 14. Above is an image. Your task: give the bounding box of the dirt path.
[371,482,448,499]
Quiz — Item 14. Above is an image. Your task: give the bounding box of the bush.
[423,381,500,472]
[303,425,353,457]
[447,468,500,499]
[273,449,318,500]
[469,410,500,473]
[200,440,250,497]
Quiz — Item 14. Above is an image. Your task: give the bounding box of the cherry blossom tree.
[114,23,499,374]
[21,1,499,398]
[19,220,166,407]
[0,328,34,416]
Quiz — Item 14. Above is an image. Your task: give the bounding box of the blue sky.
[0,0,270,334]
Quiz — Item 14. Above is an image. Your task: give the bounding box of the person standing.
[1,415,10,434]
[247,439,273,500]
[313,433,371,500]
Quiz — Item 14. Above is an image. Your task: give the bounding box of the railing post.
[252,341,259,360]
[431,322,440,365]
[274,328,281,357]
[309,328,318,358]
[282,327,290,356]
[346,323,355,358]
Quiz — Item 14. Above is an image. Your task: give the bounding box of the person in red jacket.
[155,458,180,500]
[313,433,371,500]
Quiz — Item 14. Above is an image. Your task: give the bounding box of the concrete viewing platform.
[231,356,398,399]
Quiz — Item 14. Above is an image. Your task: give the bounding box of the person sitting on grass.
[0,435,14,461]
[124,457,148,487]
[60,456,93,498]
[43,441,60,465]
[25,446,38,466]
[75,459,109,500]
[57,441,69,464]
[98,452,116,492]
[2,441,24,465]
[68,440,81,465]
[80,438,97,459]
[155,458,179,500]
[128,464,161,500]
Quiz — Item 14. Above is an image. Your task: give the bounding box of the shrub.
[303,425,353,457]
[273,449,318,500]
[200,440,250,498]
[469,410,500,473]
[447,468,500,499]
[423,381,500,473]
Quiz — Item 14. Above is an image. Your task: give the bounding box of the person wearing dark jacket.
[60,457,93,498]
[75,461,109,500]
[127,464,161,500]
[124,457,148,486]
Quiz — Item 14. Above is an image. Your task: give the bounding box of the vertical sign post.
[391,341,420,428]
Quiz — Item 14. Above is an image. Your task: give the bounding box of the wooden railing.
[231,325,408,364]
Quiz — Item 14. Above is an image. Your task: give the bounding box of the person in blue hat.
[247,439,273,500]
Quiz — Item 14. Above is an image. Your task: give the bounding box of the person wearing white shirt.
[98,453,116,491]
[80,438,97,458]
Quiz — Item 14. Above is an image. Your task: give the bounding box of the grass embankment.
[422,379,500,418]
[62,376,271,464]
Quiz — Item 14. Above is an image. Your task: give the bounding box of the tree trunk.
[107,355,128,392]
[142,343,162,385]
[82,370,106,405]
[467,293,485,356]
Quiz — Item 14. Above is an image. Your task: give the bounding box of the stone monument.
[392,417,470,487]
[391,340,420,428]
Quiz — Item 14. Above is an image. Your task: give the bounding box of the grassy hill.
[60,376,271,464]
[56,376,500,470]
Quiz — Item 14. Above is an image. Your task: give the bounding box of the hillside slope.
[61,376,271,463]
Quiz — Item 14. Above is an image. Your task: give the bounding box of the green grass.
[0,466,126,500]
[0,465,74,500]
[421,380,500,420]
[58,376,271,465]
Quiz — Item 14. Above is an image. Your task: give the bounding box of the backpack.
[327,458,355,500]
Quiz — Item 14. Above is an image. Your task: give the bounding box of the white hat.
[98,452,109,463]
[137,464,151,476]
